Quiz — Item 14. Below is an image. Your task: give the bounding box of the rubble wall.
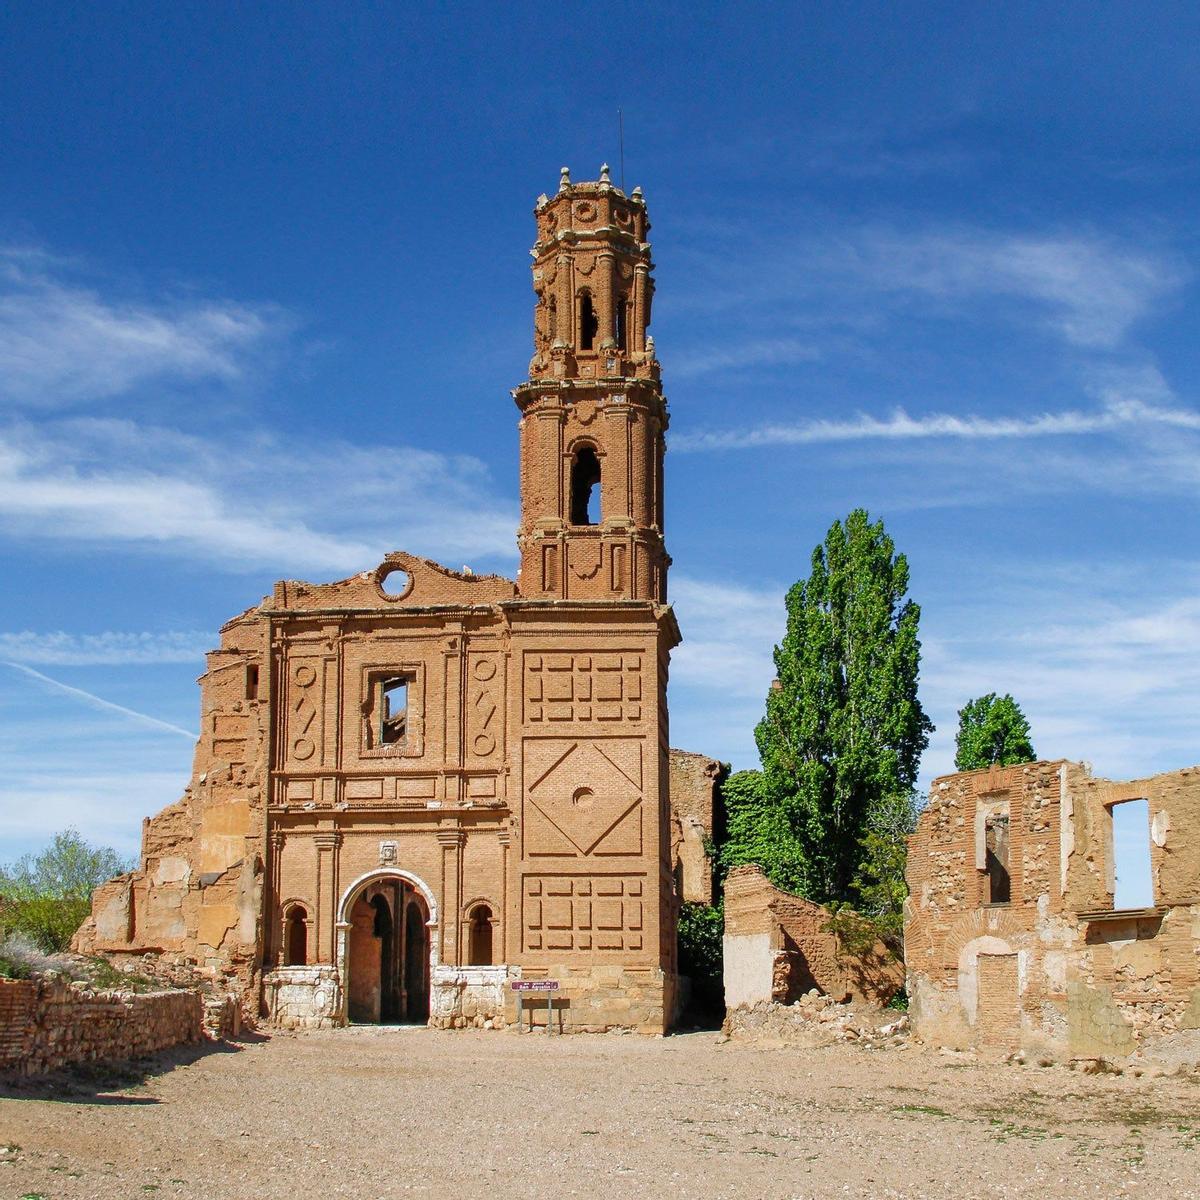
[905,760,1200,1066]
[0,977,203,1077]
[723,865,903,1011]
[667,749,723,904]
[73,608,271,1016]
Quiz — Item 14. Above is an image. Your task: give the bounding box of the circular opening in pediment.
[377,566,413,600]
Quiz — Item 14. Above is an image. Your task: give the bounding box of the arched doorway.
[342,873,433,1025]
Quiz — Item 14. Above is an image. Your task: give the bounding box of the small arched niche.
[570,445,602,526]
[285,905,308,966]
[467,904,495,966]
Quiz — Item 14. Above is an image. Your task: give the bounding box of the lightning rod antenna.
[618,108,625,191]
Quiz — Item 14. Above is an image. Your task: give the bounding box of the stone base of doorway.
[264,966,342,1029]
[429,965,511,1029]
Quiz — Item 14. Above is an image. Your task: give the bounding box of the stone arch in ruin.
[337,869,438,1024]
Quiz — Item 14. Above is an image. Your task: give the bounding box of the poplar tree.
[954,693,1036,771]
[754,509,932,905]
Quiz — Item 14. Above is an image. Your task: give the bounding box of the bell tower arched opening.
[578,290,598,351]
[569,445,602,526]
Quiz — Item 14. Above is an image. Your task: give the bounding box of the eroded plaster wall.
[905,760,1200,1064]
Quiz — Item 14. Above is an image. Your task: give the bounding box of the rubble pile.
[723,989,910,1049]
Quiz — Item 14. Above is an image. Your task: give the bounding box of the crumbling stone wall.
[905,760,1200,1066]
[667,749,723,904]
[722,865,903,1011]
[73,608,270,1016]
[0,977,203,1077]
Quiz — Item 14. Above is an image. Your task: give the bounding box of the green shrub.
[0,896,92,954]
[677,901,724,1016]
[0,828,133,954]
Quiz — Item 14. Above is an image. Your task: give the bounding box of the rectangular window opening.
[985,813,1010,905]
[379,676,409,746]
[1112,798,1153,910]
[245,664,259,701]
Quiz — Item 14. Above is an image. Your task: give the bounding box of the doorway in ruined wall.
[345,876,431,1024]
[976,953,1020,1050]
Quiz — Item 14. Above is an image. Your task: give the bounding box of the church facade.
[76,168,687,1033]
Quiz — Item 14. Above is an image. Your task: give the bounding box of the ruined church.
[76,167,709,1033]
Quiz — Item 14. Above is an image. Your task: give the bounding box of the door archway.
[338,869,437,1025]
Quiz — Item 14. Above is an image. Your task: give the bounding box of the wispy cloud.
[919,575,1200,784]
[670,338,821,379]
[668,220,1184,356]
[0,630,212,665]
[3,662,197,739]
[674,395,1200,452]
[0,246,290,406]
[0,418,518,574]
[848,228,1184,349]
[668,563,1200,787]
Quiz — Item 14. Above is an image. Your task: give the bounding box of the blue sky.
[1,3,1198,862]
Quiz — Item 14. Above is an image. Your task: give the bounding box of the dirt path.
[2,1028,1199,1199]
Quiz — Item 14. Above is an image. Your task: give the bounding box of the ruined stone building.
[722,865,903,1010]
[905,760,1200,1064]
[76,167,707,1033]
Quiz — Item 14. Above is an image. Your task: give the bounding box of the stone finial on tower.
[559,166,571,191]
[599,162,611,185]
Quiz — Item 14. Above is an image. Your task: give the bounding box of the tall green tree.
[0,829,132,953]
[954,692,1036,771]
[755,509,932,905]
[716,769,807,894]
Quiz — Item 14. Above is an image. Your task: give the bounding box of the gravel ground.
[3,1027,1200,1200]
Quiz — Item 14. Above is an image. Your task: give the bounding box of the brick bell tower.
[514,164,669,601]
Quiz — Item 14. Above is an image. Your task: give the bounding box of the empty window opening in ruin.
[285,906,308,965]
[468,905,494,966]
[615,294,629,351]
[380,676,409,745]
[570,446,602,525]
[548,295,557,342]
[984,812,1010,904]
[578,291,598,350]
[1112,798,1153,910]
[245,663,259,701]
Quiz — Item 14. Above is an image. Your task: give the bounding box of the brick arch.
[336,868,438,929]
[940,907,1033,968]
[565,435,606,458]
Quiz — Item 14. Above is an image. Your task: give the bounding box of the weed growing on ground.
[892,1103,954,1118]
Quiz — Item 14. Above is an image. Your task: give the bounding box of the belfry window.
[579,291,598,351]
[570,446,602,525]
[379,676,408,745]
[548,296,557,342]
[615,294,629,351]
